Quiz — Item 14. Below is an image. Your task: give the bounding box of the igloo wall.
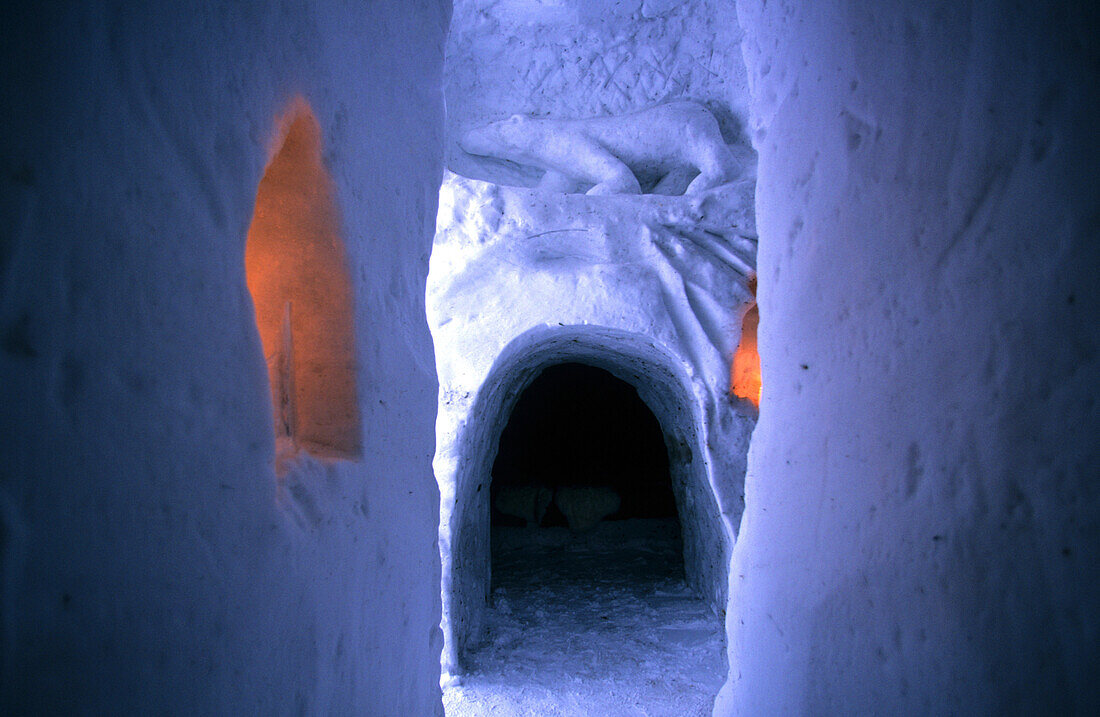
[719,1,1099,713]
[0,2,449,713]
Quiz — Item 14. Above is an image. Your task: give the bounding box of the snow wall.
[719,1,1100,713]
[0,2,450,713]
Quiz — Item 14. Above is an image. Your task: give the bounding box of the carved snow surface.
[429,169,758,676]
[459,101,742,195]
[430,172,757,380]
[444,0,749,180]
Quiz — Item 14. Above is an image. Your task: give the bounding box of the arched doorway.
[440,333,730,712]
[440,326,730,678]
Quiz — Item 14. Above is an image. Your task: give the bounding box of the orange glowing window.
[245,100,360,467]
[731,275,761,407]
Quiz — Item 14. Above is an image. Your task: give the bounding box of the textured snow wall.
[445,0,753,190]
[429,174,757,675]
[718,1,1100,713]
[0,2,449,713]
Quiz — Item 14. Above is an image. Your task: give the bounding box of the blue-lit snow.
[444,519,726,716]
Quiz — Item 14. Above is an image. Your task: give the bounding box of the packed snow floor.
[444,518,727,716]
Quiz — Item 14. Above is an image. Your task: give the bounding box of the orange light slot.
[730,275,761,407]
[245,100,361,466]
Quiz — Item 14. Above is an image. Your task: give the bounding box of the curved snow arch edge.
[440,324,731,676]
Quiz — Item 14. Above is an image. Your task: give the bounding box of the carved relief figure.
[459,101,740,195]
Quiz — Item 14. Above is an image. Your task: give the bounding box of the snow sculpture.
[493,485,552,526]
[458,101,741,195]
[554,486,621,532]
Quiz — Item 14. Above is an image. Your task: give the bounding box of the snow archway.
[440,326,727,672]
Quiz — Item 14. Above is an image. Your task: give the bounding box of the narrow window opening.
[245,102,361,470]
[731,274,761,407]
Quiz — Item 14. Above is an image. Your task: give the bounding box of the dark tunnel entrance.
[458,362,728,706]
[490,362,678,530]
[487,361,690,605]
[441,331,731,709]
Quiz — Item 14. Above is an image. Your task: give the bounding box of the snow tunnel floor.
[444,518,727,716]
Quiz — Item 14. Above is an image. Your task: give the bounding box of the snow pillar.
[719,0,1099,712]
[0,1,450,713]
